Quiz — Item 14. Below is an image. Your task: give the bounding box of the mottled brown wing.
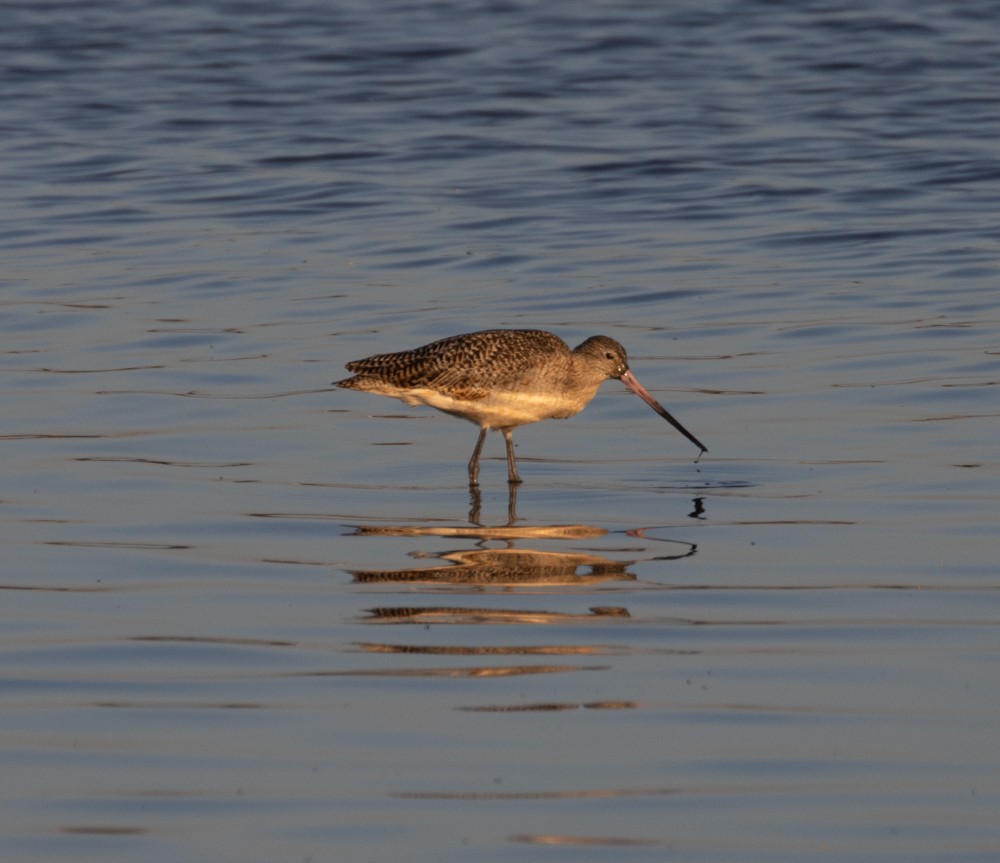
[343,330,567,399]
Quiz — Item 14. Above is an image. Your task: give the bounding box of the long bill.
[619,369,708,454]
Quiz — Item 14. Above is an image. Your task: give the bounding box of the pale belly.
[382,385,588,429]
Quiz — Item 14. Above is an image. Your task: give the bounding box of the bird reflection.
[350,512,699,693]
[353,548,634,587]
[363,605,630,625]
[466,480,707,524]
[353,519,695,623]
[472,481,507,524]
[350,520,695,589]
[351,523,609,541]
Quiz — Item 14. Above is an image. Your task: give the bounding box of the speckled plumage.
[335,329,705,485]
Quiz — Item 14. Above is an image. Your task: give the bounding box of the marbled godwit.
[335,329,706,485]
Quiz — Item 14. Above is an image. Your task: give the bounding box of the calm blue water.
[3,1,999,861]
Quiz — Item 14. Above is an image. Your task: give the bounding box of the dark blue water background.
[2,1,998,861]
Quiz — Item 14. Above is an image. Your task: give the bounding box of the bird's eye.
[605,352,614,360]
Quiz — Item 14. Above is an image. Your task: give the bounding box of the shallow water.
[3,1,999,860]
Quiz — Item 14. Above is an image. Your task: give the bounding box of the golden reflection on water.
[295,664,608,678]
[352,523,609,539]
[355,642,619,654]
[351,517,693,691]
[363,606,630,624]
[354,522,655,628]
[350,521,695,589]
[353,548,634,586]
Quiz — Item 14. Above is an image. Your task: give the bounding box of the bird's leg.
[502,428,522,484]
[467,428,488,486]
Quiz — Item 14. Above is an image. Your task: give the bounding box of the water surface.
[2,1,999,861]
